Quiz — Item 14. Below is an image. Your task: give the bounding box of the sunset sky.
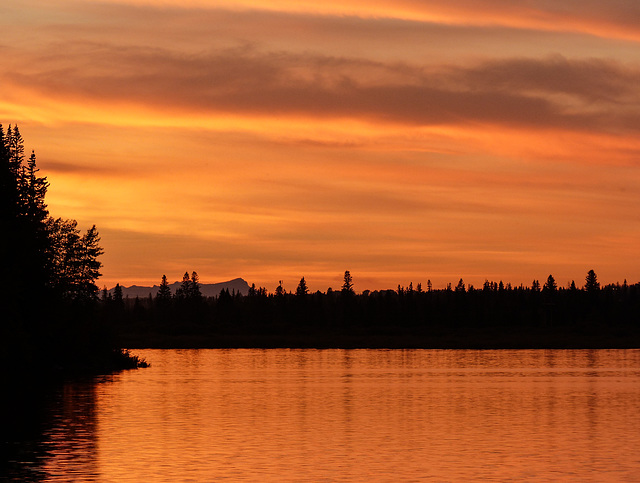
[2,0,640,292]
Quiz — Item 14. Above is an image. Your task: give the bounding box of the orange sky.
[2,0,640,292]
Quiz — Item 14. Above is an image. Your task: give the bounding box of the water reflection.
[3,376,105,482]
[4,349,640,481]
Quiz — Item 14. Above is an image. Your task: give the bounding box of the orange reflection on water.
[10,350,640,480]
[45,349,636,481]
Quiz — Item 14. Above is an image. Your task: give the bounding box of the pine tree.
[113,283,124,308]
[77,225,103,300]
[585,270,599,292]
[6,125,24,175]
[190,271,202,299]
[296,277,308,297]
[0,124,19,220]
[341,270,354,295]
[543,274,557,291]
[176,271,191,299]
[157,274,172,300]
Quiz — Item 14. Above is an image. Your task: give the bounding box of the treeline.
[109,270,640,348]
[0,125,143,377]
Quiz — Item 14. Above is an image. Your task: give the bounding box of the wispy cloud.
[7,41,640,134]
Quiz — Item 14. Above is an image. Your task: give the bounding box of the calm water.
[5,349,640,481]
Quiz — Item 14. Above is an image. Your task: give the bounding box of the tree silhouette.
[543,274,557,291]
[45,218,103,300]
[296,277,308,297]
[76,225,103,300]
[190,271,202,299]
[341,270,354,295]
[1,125,103,305]
[176,271,191,299]
[585,269,599,292]
[112,283,124,312]
[157,274,172,301]
[0,124,145,375]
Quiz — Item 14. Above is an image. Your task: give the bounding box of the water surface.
[7,349,640,481]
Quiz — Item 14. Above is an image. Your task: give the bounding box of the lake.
[5,349,640,481]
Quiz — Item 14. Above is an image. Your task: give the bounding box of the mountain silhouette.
[110,278,250,298]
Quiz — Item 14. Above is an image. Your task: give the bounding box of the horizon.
[3,1,640,292]
[107,269,623,294]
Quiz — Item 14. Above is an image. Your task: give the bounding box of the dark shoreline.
[118,326,640,350]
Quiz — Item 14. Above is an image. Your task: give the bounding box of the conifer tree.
[113,283,124,309]
[543,275,557,291]
[77,225,103,300]
[585,270,599,292]
[190,271,202,299]
[176,271,191,299]
[341,270,354,295]
[296,277,308,297]
[157,274,172,300]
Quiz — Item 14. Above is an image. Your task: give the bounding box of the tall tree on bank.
[0,124,104,313]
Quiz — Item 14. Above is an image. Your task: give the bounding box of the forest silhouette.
[2,126,640,359]
[0,125,145,380]
[109,269,640,349]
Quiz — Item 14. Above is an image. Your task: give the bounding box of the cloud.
[55,0,640,41]
[6,41,640,134]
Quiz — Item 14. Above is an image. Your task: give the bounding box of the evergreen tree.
[176,271,191,299]
[7,125,24,173]
[1,126,50,307]
[113,283,124,306]
[585,270,599,292]
[109,282,125,319]
[157,274,172,301]
[543,274,557,291]
[190,271,202,299]
[44,218,102,300]
[101,286,109,303]
[76,225,103,300]
[341,270,354,295]
[296,277,309,297]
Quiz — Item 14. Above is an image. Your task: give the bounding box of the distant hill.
[110,278,250,298]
